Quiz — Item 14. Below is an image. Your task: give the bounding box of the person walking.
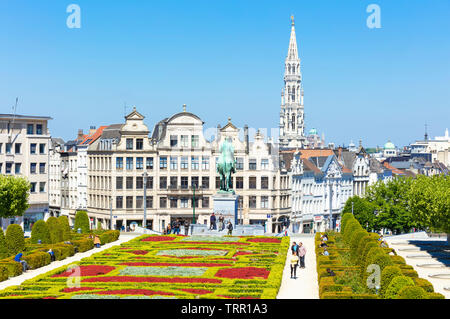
[227,221,233,235]
[210,213,217,230]
[184,220,190,236]
[291,242,299,255]
[218,214,224,231]
[94,235,101,248]
[298,242,306,268]
[174,219,181,235]
[290,251,299,279]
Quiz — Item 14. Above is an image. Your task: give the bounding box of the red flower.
[128,250,149,255]
[215,267,269,279]
[119,262,232,267]
[233,251,254,257]
[95,289,174,296]
[53,265,115,277]
[218,295,259,299]
[179,289,213,295]
[247,238,281,243]
[163,241,250,246]
[61,287,100,293]
[141,236,177,242]
[42,297,57,299]
[83,276,222,284]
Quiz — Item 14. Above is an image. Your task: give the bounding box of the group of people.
[319,234,329,256]
[210,213,233,235]
[163,218,191,235]
[289,241,307,279]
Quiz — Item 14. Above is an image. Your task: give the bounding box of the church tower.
[279,16,306,149]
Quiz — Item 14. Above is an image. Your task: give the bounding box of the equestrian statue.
[217,137,236,193]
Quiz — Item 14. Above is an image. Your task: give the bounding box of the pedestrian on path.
[291,242,299,255]
[290,251,299,279]
[94,235,101,248]
[227,221,233,235]
[298,242,306,268]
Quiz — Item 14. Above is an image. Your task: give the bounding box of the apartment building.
[81,107,289,233]
[0,114,52,232]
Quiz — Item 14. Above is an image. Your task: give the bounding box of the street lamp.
[109,197,113,230]
[191,184,197,224]
[143,171,148,230]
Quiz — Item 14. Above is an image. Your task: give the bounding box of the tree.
[0,175,30,219]
[57,215,71,241]
[0,229,9,259]
[30,220,51,244]
[5,224,25,255]
[364,178,420,234]
[408,175,450,238]
[74,211,90,234]
[343,196,378,231]
[46,217,63,244]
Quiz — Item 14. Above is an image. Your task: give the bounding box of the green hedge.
[384,276,415,299]
[74,211,90,234]
[397,286,427,299]
[72,238,94,252]
[46,217,62,244]
[57,216,71,241]
[380,265,403,297]
[0,229,8,259]
[5,224,25,255]
[98,230,120,245]
[427,292,445,299]
[22,251,51,270]
[0,265,8,282]
[0,260,22,278]
[30,220,51,244]
[413,278,434,293]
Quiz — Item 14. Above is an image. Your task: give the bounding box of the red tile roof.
[79,126,108,145]
[383,162,405,175]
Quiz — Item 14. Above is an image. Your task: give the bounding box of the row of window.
[0,143,46,155]
[0,162,46,174]
[113,156,270,171]
[30,182,46,193]
[26,123,44,135]
[115,195,209,209]
[108,176,271,190]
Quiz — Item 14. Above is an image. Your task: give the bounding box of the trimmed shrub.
[5,224,25,255]
[30,220,51,244]
[426,292,445,299]
[380,266,403,297]
[350,230,368,252]
[46,217,63,244]
[397,286,426,299]
[99,230,120,245]
[0,260,22,277]
[72,238,94,252]
[384,276,415,299]
[321,292,378,299]
[97,223,103,230]
[343,220,361,244]
[57,215,71,241]
[340,213,354,234]
[0,265,8,282]
[22,251,51,269]
[74,211,90,234]
[390,255,406,265]
[413,278,434,293]
[0,229,9,259]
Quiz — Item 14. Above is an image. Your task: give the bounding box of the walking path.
[0,233,140,291]
[277,235,319,299]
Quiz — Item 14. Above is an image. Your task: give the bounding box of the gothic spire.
[287,15,299,61]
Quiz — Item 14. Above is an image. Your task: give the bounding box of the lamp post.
[143,171,148,230]
[192,184,196,224]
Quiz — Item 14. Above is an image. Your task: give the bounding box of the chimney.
[77,129,84,140]
[89,126,96,135]
[338,146,342,161]
[244,125,249,154]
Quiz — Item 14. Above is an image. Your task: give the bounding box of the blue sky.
[1,0,449,148]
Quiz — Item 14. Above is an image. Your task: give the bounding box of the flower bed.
[0,234,289,299]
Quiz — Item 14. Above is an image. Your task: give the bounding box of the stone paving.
[277,235,319,299]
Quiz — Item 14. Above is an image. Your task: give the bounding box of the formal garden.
[0,211,120,282]
[0,234,289,299]
[315,212,446,299]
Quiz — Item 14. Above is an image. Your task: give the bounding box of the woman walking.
[290,251,299,279]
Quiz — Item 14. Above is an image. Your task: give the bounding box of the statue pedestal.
[213,193,239,230]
